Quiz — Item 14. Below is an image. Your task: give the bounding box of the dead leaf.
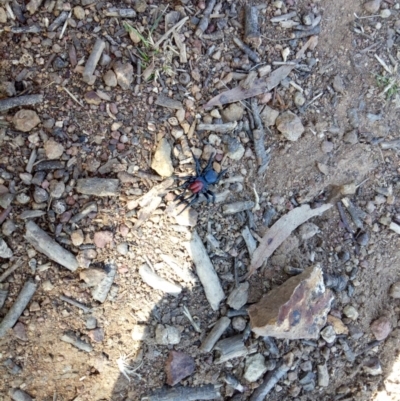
[248,204,333,276]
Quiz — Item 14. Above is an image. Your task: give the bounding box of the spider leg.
[174,189,190,202]
[202,152,215,175]
[216,168,228,182]
[191,151,202,176]
[177,193,199,215]
[207,190,216,203]
[176,192,196,206]
[203,191,211,204]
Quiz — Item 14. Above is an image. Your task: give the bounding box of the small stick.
[223,201,255,215]
[244,5,261,48]
[249,353,294,401]
[200,316,230,352]
[195,0,216,37]
[197,121,237,133]
[0,280,37,338]
[60,331,93,353]
[242,226,257,256]
[291,25,321,38]
[139,264,182,296]
[83,38,105,83]
[251,98,270,174]
[5,2,15,20]
[0,259,23,283]
[233,37,260,63]
[60,86,84,107]
[154,16,189,49]
[0,94,43,112]
[182,305,201,333]
[294,15,322,30]
[48,10,68,31]
[11,24,41,33]
[91,261,116,303]
[270,11,297,22]
[144,384,220,401]
[60,295,92,313]
[59,10,72,39]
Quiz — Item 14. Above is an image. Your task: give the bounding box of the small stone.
[155,324,181,345]
[333,75,346,94]
[0,7,7,23]
[0,238,13,258]
[356,232,369,246]
[49,181,65,199]
[73,5,85,19]
[134,0,147,12]
[232,316,247,332]
[84,91,102,105]
[226,140,245,161]
[343,130,358,144]
[16,193,30,204]
[93,231,114,248]
[363,357,382,375]
[317,363,329,387]
[208,133,221,146]
[44,139,64,159]
[298,222,319,240]
[52,57,68,70]
[13,322,28,341]
[80,268,107,287]
[327,315,348,335]
[261,105,279,126]
[176,108,185,123]
[370,316,392,341]
[380,9,391,18]
[2,220,16,236]
[294,92,306,106]
[320,325,336,344]
[300,361,312,372]
[33,186,49,203]
[174,208,198,227]
[71,230,84,247]
[348,324,364,340]
[276,111,304,141]
[165,351,195,386]
[86,316,97,329]
[321,140,334,153]
[117,242,128,255]
[151,138,174,177]
[113,61,133,90]
[227,282,249,310]
[52,199,67,215]
[221,103,244,122]
[0,193,14,209]
[29,301,40,312]
[26,0,42,14]
[88,328,104,343]
[76,178,119,196]
[364,0,381,13]
[42,280,54,291]
[103,70,117,87]
[243,354,267,382]
[343,305,359,320]
[390,282,400,298]
[13,110,40,132]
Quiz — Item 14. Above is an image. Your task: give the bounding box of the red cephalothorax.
[189,180,204,193]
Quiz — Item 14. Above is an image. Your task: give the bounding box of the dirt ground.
[1,0,400,400]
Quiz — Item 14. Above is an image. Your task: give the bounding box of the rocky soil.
[1,0,400,400]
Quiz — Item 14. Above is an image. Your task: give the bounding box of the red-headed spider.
[174,153,227,214]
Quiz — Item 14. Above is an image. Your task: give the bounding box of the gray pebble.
[33,186,49,203]
[117,242,129,255]
[86,316,97,329]
[2,220,16,236]
[343,130,358,144]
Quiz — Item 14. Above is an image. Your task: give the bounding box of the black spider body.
[175,154,226,214]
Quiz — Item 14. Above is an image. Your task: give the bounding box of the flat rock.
[151,138,174,177]
[0,7,7,23]
[227,282,249,310]
[13,110,40,132]
[73,5,85,19]
[76,178,119,196]
[155,324,181,345]
[261,105,279,126]
[243,354,267,382]
[93,231,114,248]
[364,0,381,13]
[25,221,78,271]
[113,61,133,90]
[0,238,13,258]
[370,316,392,341]
[165,351,195,386]
[0,193,14,209]
[248,264,333,339]
[276,111,304,141]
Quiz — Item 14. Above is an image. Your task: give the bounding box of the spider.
[174,153,227,214]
